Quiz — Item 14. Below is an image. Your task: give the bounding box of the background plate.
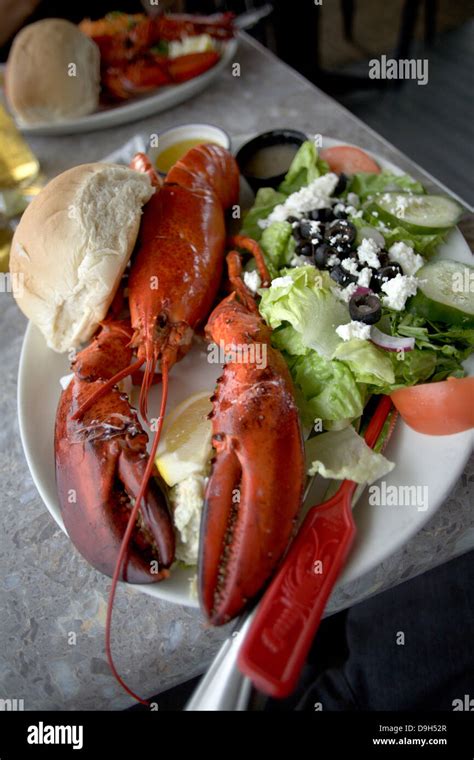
[2,39,238,136]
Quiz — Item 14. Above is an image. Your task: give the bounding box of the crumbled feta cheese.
[336,320,372,341]
[381,192,421,219]
[290,254,313,267]
[341,258,359,275]
[346,206,364,219]
[347,192,360,207]
[169,475,206,565]
[333,203,345,215]
[243,269,262,294]
[381,273,418,311]
[372,211,379,217]
[357,237,381,268]
[334,282,357,303]
[260,173,339,227]
[327,254,341,267]
[271,275,294,288]
[307,220,322,235]
[357,267,373,287]
[388,241,424,276]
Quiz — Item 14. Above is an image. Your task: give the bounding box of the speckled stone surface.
[0,35,472,710]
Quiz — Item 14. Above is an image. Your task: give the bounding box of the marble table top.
[0,34,472,710]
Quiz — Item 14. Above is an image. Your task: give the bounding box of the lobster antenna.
[105,361,170,706]
[138,348,158,425]
[71,357,144,421]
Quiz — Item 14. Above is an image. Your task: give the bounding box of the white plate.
[5,39,238,136]
[17,137,474,608]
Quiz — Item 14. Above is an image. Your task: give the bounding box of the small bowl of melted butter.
[150,123,231,176]
[236,129,307,193]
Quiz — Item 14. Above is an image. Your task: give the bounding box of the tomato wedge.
[320,145,381,175]
[390,376,474,435]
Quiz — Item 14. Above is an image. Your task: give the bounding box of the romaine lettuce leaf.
[290,350,365,423]
[240,187,286,241]
[240,140,329,239]
[260,221,294,269]
[347,171,424,200]
[278,140,329,195]
[377,349,438,393]
[332,338,395,386]
[385,311,474,383]
[305,425,394,484]
[272,325,309,356]
[258,265,349,359]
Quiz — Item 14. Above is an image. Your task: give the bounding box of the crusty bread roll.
[10,163,154,353]
[6,19,100,124]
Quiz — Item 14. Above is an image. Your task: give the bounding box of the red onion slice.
[354,286,373,297]
[370,326,415,352]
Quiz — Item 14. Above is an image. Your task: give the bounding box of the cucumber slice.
[370,193,463,234]
[407,260,474,327]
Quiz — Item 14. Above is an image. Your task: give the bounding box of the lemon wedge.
[156,391,213,487]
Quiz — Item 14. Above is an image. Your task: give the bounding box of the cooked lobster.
[55,143,239,702]
[54,149,305,702]
[80,11,234,100]
[199,238,306,625]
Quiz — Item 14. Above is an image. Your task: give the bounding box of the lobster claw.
[55,380,175,583]
[55,321,175,583]
[198,295,306,625]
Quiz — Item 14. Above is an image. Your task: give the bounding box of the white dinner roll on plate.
[6,18,101,125]
[9,163,155,352]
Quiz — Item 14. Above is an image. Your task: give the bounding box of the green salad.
[238,140,474,483]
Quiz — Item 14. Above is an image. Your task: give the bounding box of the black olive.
[296,241,313,257]
[330,265,357,286]
[314,243,337,270]
[349,293,382,325]
[326,219,357,246]
[292,225,304,241]
[299,219,315,239]
[333,205,348,220]
[377,250,390,268]
[370,263,403,293]
[287,215,299,225]
[333,173,348,196]
[309,207,334,222]
[338,249,359,263]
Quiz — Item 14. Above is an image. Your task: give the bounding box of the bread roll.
[10,163,154,352]
[6,19,100,124]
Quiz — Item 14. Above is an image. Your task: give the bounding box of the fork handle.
[238,480,356,698]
